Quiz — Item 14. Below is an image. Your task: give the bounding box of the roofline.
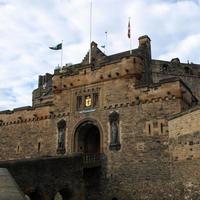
[168,104,200,120]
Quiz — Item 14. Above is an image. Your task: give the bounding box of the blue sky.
[0,0,200,110]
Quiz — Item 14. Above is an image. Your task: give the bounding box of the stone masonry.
[0,35,200,199]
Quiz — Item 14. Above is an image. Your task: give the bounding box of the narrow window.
[148,124,151,135]
[93,93,99,107]
[77,96,82,110]
[17,145,20,153]
[38,142,41,152]
[160,123,163,134]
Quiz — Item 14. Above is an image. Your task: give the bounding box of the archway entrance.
[75,121,100,154]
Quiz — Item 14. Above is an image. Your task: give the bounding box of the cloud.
[159,34,200,62]
[0,0,200,110]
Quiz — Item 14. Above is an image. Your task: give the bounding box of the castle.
[1,35,200,200]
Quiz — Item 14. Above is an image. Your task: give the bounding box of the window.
[148,124,151,135]
[184,67,190,74]
[93,93,99,107]
[184,67,193,75]
[162,64,168,72]
[17,145,20,153]
[77,96,82,110]
[189,141,193,145]
[38,142,41,152]
[160,123,163,134]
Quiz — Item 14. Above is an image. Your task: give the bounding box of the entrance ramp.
[0,168,25,200]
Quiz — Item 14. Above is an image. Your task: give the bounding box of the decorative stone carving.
[109,111,121,150]
[57,119,66,154]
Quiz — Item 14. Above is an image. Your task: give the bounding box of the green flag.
[49,43,62,50]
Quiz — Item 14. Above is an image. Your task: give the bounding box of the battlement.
[32,36,152,107]
[52,56,144,94]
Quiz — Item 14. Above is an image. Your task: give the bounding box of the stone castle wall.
[168,106,200,199]
[0,76,190,200]
[1,35,200,199]
[169,106,200,161]
[151,59,200,100]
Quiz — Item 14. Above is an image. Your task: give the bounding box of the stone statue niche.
[57,119,66,154]
[109,111,121,150]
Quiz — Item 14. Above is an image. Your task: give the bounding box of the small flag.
[49,43,62,50]
[128,19,131,38]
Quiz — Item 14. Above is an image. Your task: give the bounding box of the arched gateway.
[73,119,103,154]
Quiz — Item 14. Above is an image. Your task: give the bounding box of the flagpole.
[89,1,92,64]
[130,38,132,55]
[129,17,132,55]
[105,31,108,54]
[61,40,63,68]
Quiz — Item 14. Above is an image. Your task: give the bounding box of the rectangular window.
[77,96,82,110]
[38,142,41,152]
[160,123,164,134]
[148,124,151,135]
[93,93,99,107]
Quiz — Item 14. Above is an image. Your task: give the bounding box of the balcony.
[83,154,101,168]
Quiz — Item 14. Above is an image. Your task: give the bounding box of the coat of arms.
[85,96,92,107]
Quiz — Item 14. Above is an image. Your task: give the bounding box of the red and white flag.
[128,18,131,38]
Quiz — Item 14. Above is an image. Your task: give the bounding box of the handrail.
[83,153,101,168]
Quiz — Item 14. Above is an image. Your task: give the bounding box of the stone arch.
[72,118,103,153]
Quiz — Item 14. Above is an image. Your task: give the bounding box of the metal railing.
[83,153,101,168]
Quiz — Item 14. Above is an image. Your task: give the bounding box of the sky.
[0,0,200,110]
